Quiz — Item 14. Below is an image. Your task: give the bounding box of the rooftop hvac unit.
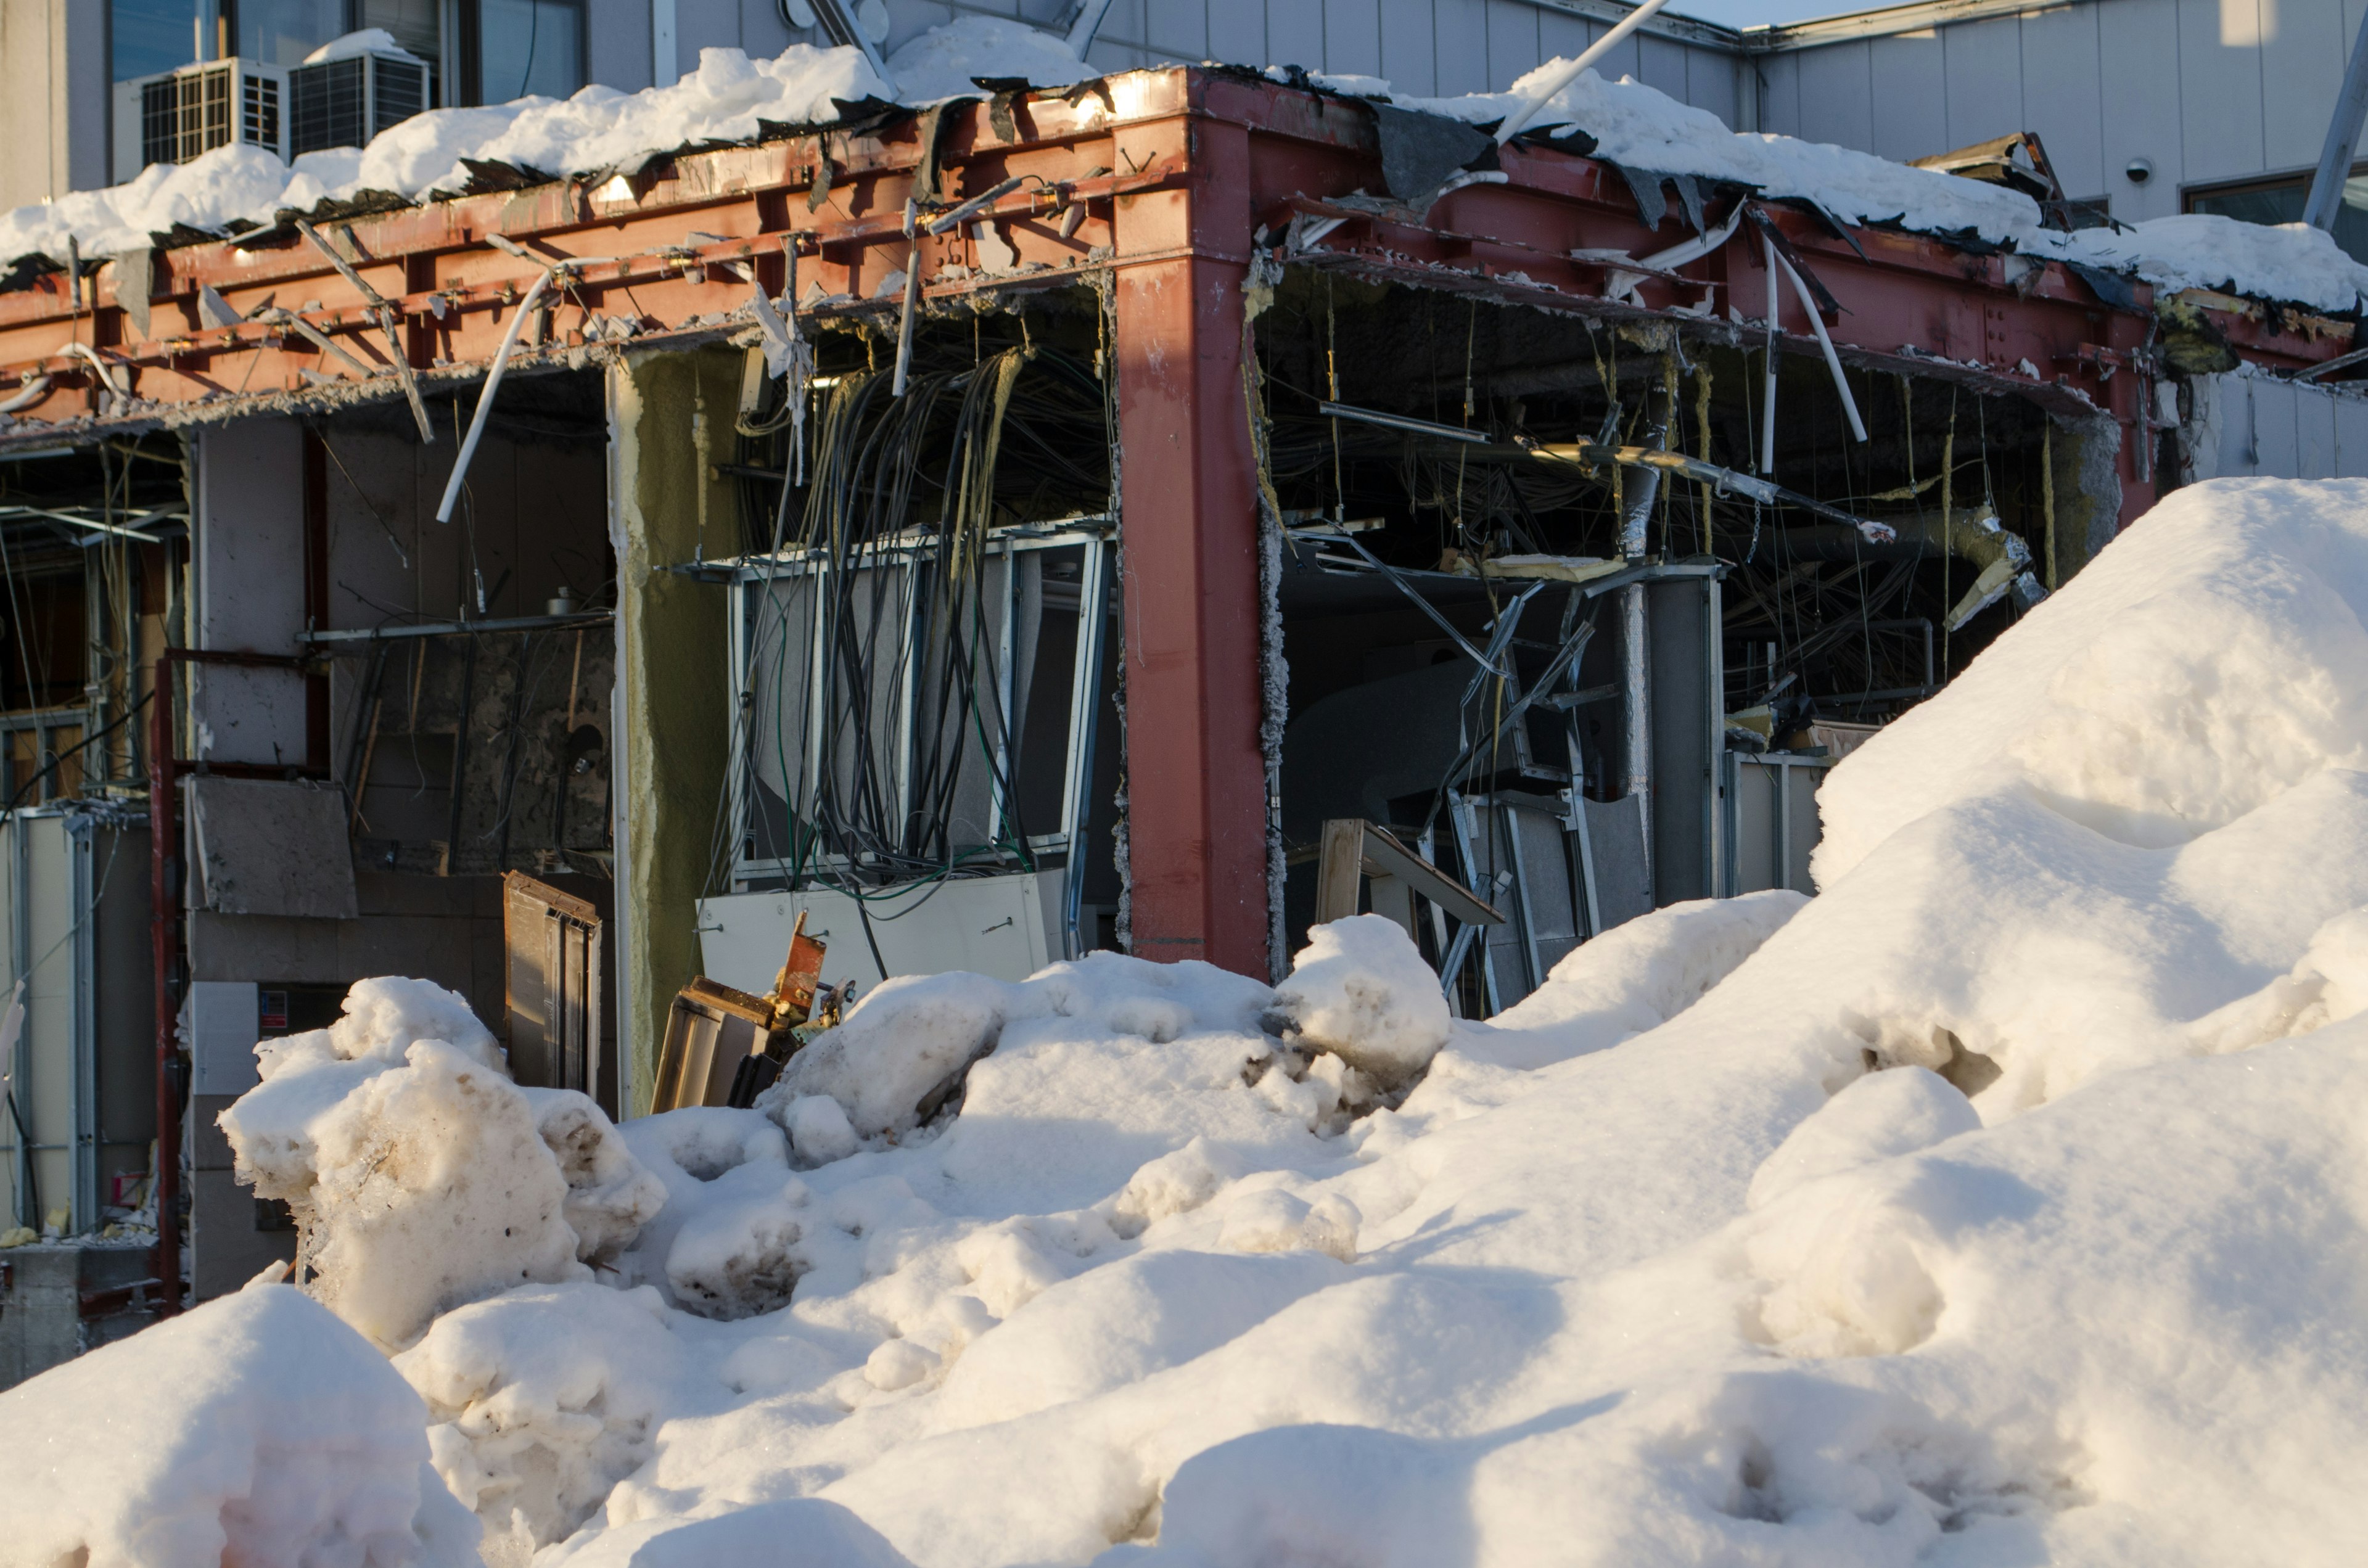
[289,49,430,158]
[110,59,289,184]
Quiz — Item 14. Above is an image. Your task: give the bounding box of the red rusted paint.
[1111,112,1270,978]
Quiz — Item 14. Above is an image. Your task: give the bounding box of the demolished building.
[0,51,2356,1373]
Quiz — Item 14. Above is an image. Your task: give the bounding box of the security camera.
[2124,157,2153,184]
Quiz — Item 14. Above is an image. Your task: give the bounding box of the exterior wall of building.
[0,0,108,216]
[1757,0,2368,223]
[2188,371,2368,480]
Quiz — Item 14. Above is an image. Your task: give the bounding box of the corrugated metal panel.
[2177,0,2264,183]
[2020,3,2105,197]
[1589,17,1646,82]
[1327,0,1386,76]
[1796,39,1873,151]
[2264,0,2348,171]
[1942,15,2025,152]
[1868,31,1947,164]
[1687,43,1741,127]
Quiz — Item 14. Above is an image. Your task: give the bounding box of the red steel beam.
[1109,102,1271,977]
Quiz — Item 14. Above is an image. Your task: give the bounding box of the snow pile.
[1399,62,2368,313]
[219,976,663,1350]
[0,18,1089,267]
[1264,913,1450,1083]
[0,1284,480,1568]
[37,477,2368,1566]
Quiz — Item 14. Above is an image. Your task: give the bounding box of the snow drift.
[17,477,2368,1567]
[0,1284,480,1568]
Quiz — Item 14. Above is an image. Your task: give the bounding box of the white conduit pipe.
[1760,233,1779,475]
[1774,248,1868,443]
[0,376,52,416]
[435,268,554,524]
[1496,0,1679,144]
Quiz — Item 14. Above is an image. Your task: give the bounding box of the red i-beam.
[1109,113,1271,978]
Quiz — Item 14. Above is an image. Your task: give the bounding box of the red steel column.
[1110,106,1269,977]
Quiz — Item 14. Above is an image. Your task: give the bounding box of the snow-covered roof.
[1,15,2359,322]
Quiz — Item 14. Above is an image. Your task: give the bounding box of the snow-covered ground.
[1,17,2358,319]
[9,475,2368,1566]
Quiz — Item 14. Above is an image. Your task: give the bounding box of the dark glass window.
[111,0,204,83]
[477,0,584,103]
[2187,168,2368,269]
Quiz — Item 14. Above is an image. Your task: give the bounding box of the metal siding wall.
[2019,2,2105,197]
[1941,15,2024,151]
[1688,44,1740,126]
[2099,0,2185,219]
[2340,393,2368,477]
[1758,49,1803,137]
[1487,0,1540,88]
[1381,0,1439,94]
[2177,0,2265,182]
[587,0,658,92]
[1270,0,1326,67]
[1796,39,1872,150]
[1207,0,1267,64]
[1867,31,1947,163]
[1434,0,1492,94]
[2300,384,2341,477]
[1638,33,1691,99]
[1589,18,1646,81]
[1327,0,1386,76]
[2263,0,2348,170]
[1145,0,1207,58]
[2253,379,2302,476]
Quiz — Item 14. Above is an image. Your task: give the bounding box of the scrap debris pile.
[10,477,2368,1567]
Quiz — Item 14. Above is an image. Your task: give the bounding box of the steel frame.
[0,65,2328,987]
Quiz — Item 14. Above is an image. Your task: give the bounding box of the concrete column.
[607,347,734,1114]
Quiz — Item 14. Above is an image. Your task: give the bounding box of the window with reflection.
[2187,168,2368,268]
[472,0,585,104]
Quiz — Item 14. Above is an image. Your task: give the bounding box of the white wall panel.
[1758,49,1802,138]
[1638,33,1691,99]
[1434,0,1492,95]
[1487,0,1540,89]
[1589,19,1645,81]
[1381,0,1440,94]
[2251,379,2302,476]
[2019,3,2104,197]
[2097,0,2185,220]
[1867,30,1948,163]
[1270,0,1326,67]
[2177,0,2265,182]
[1796,39,1873,151]
[2261,0,2347,171]
[1941,15,2025,151]
[1207,0,1267,65]
[2338,393,2368,477]
[2299,382,2341,476]
[1539,9,1591,73]
[1688,47,1741,126]
[1327,0,1386,76]
[1145,0,1207,57]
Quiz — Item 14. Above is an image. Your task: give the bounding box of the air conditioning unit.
[111,59,289,184]
[289,48,430,158]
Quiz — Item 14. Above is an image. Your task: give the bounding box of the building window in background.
[234,0,348,64]
[2186,168,2368,268]
[463,0,585,105]
[110,0,208,81]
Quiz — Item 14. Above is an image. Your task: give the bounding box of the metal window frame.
[723,520,1114,955]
